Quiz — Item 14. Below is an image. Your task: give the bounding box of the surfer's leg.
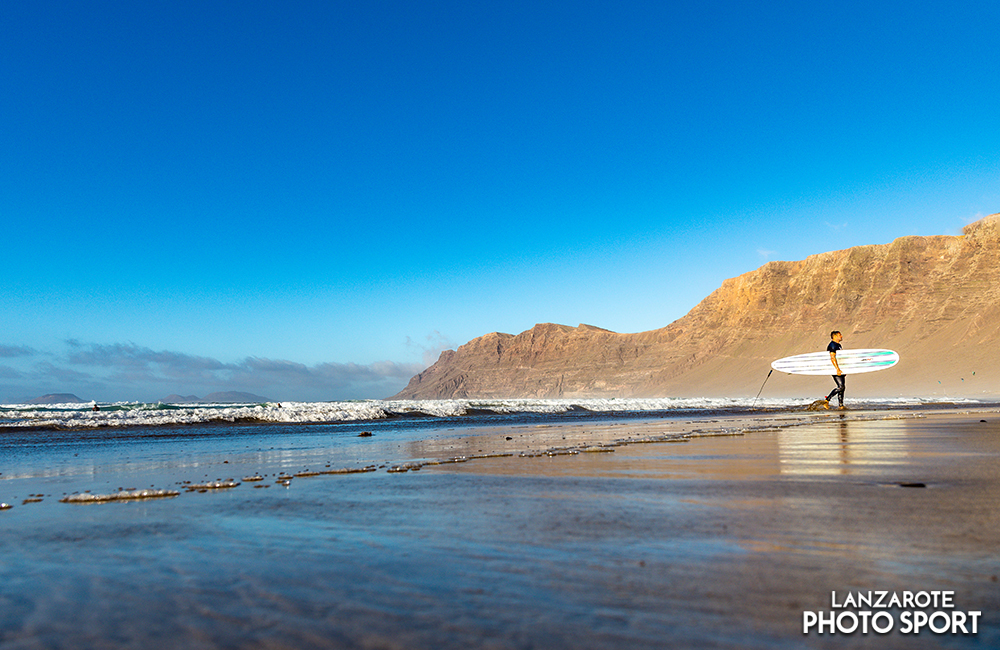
[828,375,845,405]
[834,375,846,407]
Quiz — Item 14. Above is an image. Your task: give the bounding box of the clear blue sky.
[3,1,998,402]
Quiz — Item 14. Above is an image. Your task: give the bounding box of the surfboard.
[771,349,899,376]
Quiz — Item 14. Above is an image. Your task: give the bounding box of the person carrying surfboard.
[825,331,846,409]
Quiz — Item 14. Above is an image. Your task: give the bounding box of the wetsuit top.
[827,341,842,354]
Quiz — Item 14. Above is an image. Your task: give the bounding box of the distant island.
[18,391,274,405]
[159,391,273,404]
[26,393,87,404]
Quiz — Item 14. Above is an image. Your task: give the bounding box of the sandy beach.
[2,406,998,649]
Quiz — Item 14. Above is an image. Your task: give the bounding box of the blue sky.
[2,1,999,402]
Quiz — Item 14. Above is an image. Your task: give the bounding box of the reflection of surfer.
[825,331,846,409]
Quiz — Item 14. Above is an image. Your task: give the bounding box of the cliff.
[393,214,1000,399]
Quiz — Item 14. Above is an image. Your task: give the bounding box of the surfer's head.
[830,331,842,342]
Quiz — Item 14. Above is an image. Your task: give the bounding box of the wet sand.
[2,408,999,648]
[424,410,1000,647]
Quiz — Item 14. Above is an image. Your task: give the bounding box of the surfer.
[825,331,846,409]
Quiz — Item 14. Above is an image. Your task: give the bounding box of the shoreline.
[2,403,999,502]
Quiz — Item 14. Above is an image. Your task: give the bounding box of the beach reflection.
[775,416,915,477]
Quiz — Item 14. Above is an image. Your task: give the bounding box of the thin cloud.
[757,248,776,260]
[0,365,24,380]
[66,341,226,372]
[2,341,424,402]
[406,330,456,367]
[226,357,423,395]
[0,345,36,358]
[959,211,993,232]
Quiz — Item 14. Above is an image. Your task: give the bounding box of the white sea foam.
[60,489,181,503]
[0,396,983,430]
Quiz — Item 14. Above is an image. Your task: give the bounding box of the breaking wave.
[0,396,984,431]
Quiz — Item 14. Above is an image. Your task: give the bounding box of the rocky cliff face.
[394,214,1000,399]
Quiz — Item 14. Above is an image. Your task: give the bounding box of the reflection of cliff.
[394,215,1000,399]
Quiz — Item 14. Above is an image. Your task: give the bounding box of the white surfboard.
[771,349,900,376]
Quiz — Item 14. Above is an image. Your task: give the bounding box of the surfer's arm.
[830,352,843,375]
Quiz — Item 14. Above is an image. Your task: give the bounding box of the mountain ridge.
[393,214,1000,399]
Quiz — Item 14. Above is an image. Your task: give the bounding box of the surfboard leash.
[751,369,773,411]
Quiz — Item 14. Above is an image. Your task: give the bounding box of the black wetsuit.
[826,340,845,406]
